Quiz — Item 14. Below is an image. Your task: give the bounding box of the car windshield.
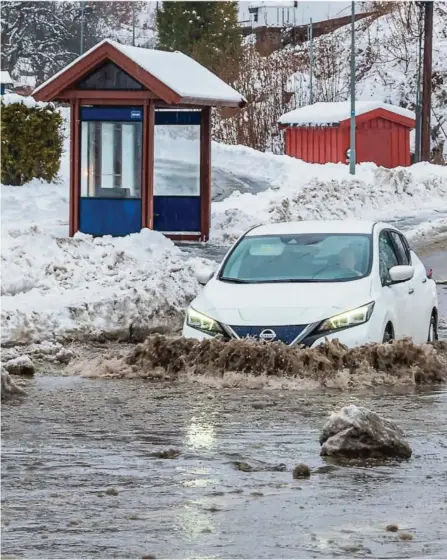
[219,233,372,283]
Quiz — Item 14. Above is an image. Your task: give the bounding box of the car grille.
[228,325,309,345]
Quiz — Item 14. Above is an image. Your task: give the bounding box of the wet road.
[2,378,447,559]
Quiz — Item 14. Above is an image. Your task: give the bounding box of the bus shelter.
[33,39,246,241]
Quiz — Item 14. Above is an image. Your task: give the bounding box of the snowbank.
[1,222,209,344]
[210,148,447,244]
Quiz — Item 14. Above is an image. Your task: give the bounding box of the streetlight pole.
[80,2,85,55]
[349,1,356,175]
[421,0,434,161]
[132,2,136,46]
[308,18,313,104]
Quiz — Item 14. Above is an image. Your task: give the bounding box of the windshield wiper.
[219,277,317,284]
[219,276,250,284]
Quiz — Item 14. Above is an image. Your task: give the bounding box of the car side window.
[379,231,399,284]
[400,234,412,264]
[389,231,410,265]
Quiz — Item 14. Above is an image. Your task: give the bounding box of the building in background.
[0,71,14,95]
[239,1,372,55]
[240,1,352,28]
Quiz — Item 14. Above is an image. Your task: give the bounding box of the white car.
[183,220,439,348]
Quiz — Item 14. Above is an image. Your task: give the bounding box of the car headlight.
[186,307,224,335]
[317,302,375,333]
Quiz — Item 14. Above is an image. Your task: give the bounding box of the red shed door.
[357,128,393,168]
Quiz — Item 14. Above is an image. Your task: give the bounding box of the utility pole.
[414,3,424,163]
[421,0,434,161]
[308,18,313,104]
[132,2,136,46]
[349,1,356,175]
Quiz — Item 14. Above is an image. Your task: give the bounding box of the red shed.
[279,101,416,168]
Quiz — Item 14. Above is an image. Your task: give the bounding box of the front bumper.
[182,320,377,349]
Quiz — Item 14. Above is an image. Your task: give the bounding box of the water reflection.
[185,416,216,451]
[176,503,216,540]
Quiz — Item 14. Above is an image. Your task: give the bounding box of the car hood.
[192,277,372,326]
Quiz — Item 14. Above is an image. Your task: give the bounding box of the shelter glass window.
[81,121,142,198]
[154,110,201,196]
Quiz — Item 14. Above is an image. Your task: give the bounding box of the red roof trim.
[33,41,245,107]
[339,107,415,129]
[33,42,181,105]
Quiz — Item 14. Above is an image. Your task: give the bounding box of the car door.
[387,230,420,340]
[400,234,434,342]
[378,230,413,338]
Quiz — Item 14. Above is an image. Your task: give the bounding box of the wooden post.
[147,101,155,230]
[69,101,75,236]
[200,107,211,241]
[71,99,81,235]
[141,99,149,228]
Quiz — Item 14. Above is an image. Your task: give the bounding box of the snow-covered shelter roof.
[279,101,415,127]
[0,71,13,84]
[33,39,246,107]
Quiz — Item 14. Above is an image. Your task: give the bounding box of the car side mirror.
[388,265,414,284]
[196,268,214,286]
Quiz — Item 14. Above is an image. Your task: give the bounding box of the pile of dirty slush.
[74,336,447,389]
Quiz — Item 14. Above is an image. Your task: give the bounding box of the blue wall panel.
[153,196,201,232]
[79,198,142,236]
[155,111,201,126]
[81,106,143,122]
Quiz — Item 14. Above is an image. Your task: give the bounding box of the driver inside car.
[337,247,362,277]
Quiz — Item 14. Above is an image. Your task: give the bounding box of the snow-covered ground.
[2,110,447,345]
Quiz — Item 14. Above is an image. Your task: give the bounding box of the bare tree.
[213,45,303,153]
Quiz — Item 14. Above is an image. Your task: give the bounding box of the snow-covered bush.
[1,94,63,186]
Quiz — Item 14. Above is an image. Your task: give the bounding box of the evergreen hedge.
[1,97,63,186]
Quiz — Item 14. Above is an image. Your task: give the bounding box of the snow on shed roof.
[33,39,245,106]
[279,101,415,126]
[0,71,13,84]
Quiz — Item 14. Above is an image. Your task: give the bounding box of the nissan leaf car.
[182,220,439,348]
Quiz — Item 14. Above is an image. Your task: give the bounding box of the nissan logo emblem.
[259,329,277,342]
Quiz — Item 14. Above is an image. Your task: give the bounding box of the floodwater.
[2,377,447,559]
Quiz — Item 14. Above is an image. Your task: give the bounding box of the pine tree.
[156,1,242,80]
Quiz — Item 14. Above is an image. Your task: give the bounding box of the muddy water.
[2,376,447,559]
